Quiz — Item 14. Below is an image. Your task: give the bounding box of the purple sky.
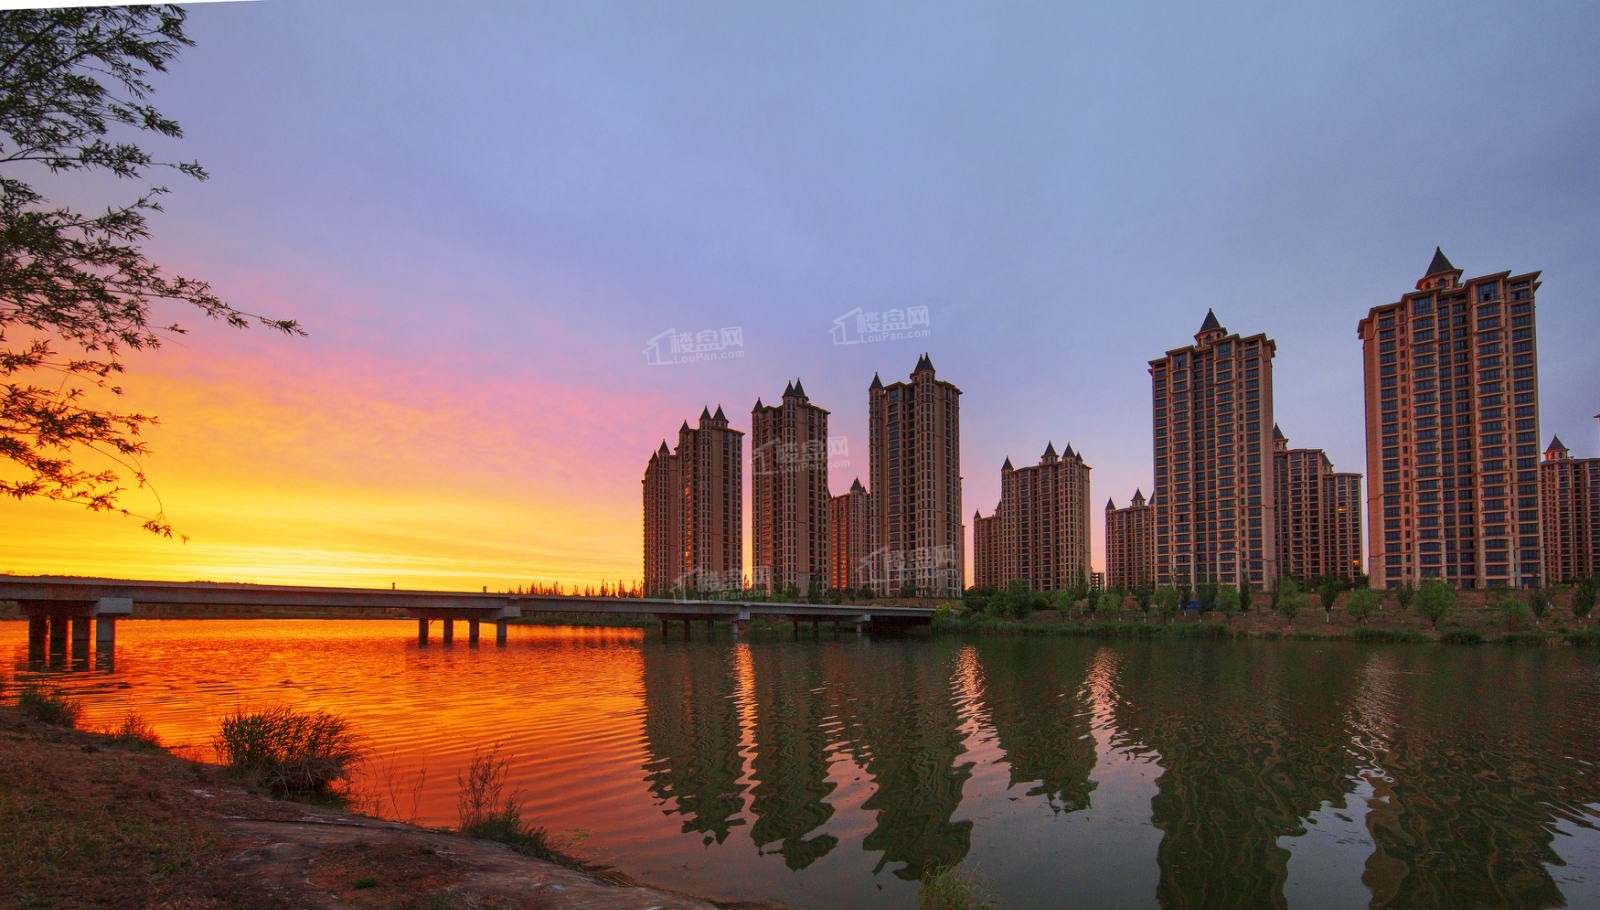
[15,0,1598,586]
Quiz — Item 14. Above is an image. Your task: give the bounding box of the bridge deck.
[0,576,933,624]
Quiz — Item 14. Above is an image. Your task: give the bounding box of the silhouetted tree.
[1574,576,1597,626]
[1274,578,1304,627]
[1528,585,1552,628]
[1,7,302,533]
[1318,577,1342,624]
[1215,584,1240,624]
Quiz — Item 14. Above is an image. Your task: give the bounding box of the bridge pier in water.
[21,597,129,670]
[410,606,517,647]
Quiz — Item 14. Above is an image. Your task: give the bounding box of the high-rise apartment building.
[1358,249,1541,589]
[751,380,831,595]
[868,354,964,597]
[971,444,1092,591]
[1105,489,1155,592]
[972,509,1001,590]
[1150,311,1277,591]
[830,478,870,592]
[642,406,743,594]
[1541,436,1600,583]
[1272,425,1363,582]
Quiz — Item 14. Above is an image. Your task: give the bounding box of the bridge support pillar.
[71,617,91,660]
[705,618,714,639]
[731,619,743,638]
[28,616,47,664]
[417,618,429,645]
[469,618,481,646]
[48,615,68,656]
[442,619,454,644]
[659,618,668,638]
[496,619,508,646]
[833,619,842,637]
[681,619,691,639]
[95,616,116,670]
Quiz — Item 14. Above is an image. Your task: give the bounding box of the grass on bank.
[919,865,999,910]
[214,705,363,796]
[106,710,164,750]
[456,746,559,862]
[17,682,82,727]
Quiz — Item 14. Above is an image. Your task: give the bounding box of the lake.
[4,619,1599,909]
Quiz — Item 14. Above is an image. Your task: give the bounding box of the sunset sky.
[4,0,1599,591]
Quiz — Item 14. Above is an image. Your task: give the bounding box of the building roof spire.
[914,352,934,374]
[850,477,865,493]
[1043,441,1057,459]
[713,404,726,421]
[1002,456,1013,471]
[1425,246,1456,277]
[1200,308,1222,333]
[792,377,806,398]
[870,372,884,391]
[1548,434,1568,453]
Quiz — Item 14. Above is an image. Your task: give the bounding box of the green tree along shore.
[946,578,1600,645]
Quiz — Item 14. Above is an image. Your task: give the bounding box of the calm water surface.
[4,620,1600,909]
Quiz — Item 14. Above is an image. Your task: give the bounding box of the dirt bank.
[0,706,759,910]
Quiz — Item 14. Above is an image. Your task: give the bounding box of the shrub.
[1350,627,1426,643]
[1345,589,1380,626]
[1491,590,1530,632]
[918,865,998,910]
[1274,578,1304,627]
[1440,629,1484,645]
[1416,581,1456,630]
[215,705,363,795]
[1572,576,1597,625]
[457,747,555,861]
[1564,628,1600,647]
[1500,632,1551,646]
[106,711,163,750]
[18,682,82,727]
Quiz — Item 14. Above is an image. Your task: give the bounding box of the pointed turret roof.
[1548,435,1568,452]
[1002,456,1014,470]
[1105,497,1116,511]
[914,352,934,373]
[1425,246,1456,277]
[783,380,795,397]
[753,396,764,410]
[1065,443,1076,459]
[713,404,726,421]
[1273,423,1285,440]
[1043,441,1057,459]
[680,419,691,434]
[870,372,884,390]
[792,378,806,398]
[1133,488,1145,503]
[658,440,670,455]
[1200,309,1222,333]
[851,477,865,493]
[976,509,984,520]
[700,406,711,421]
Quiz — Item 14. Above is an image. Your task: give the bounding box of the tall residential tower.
[642,406,743,594]
[972,443,1092,591]
[751,380,831,595]
[1358,249,1541,589]
[868,355,964,596]
[1150,311,1277,591]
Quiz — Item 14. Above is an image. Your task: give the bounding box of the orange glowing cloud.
[1,307,668,592]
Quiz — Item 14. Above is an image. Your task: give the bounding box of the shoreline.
[0,705,767,910]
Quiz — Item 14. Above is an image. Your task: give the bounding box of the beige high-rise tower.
[831,478,870,592]
[1105,489,1155,592]
[642,406,743,594]
[751,380,831,595]
[868,354,963,597]
[1272,424,1363,583]
[1150,311,1277,591]
[1358,249,1542,589]
[1541,435,1600,584]
[971,443,1092,591]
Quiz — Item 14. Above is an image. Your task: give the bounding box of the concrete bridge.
[0,575,934,666]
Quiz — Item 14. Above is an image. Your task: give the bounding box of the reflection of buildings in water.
[830,642,974,879]
[638,643,746,844]
[1111,645,1365,910]
[1358,648,1598,909]
[972,640,1098,813]
[745,644,839,869]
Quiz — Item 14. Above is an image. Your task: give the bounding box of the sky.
[3,0,1599,591]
